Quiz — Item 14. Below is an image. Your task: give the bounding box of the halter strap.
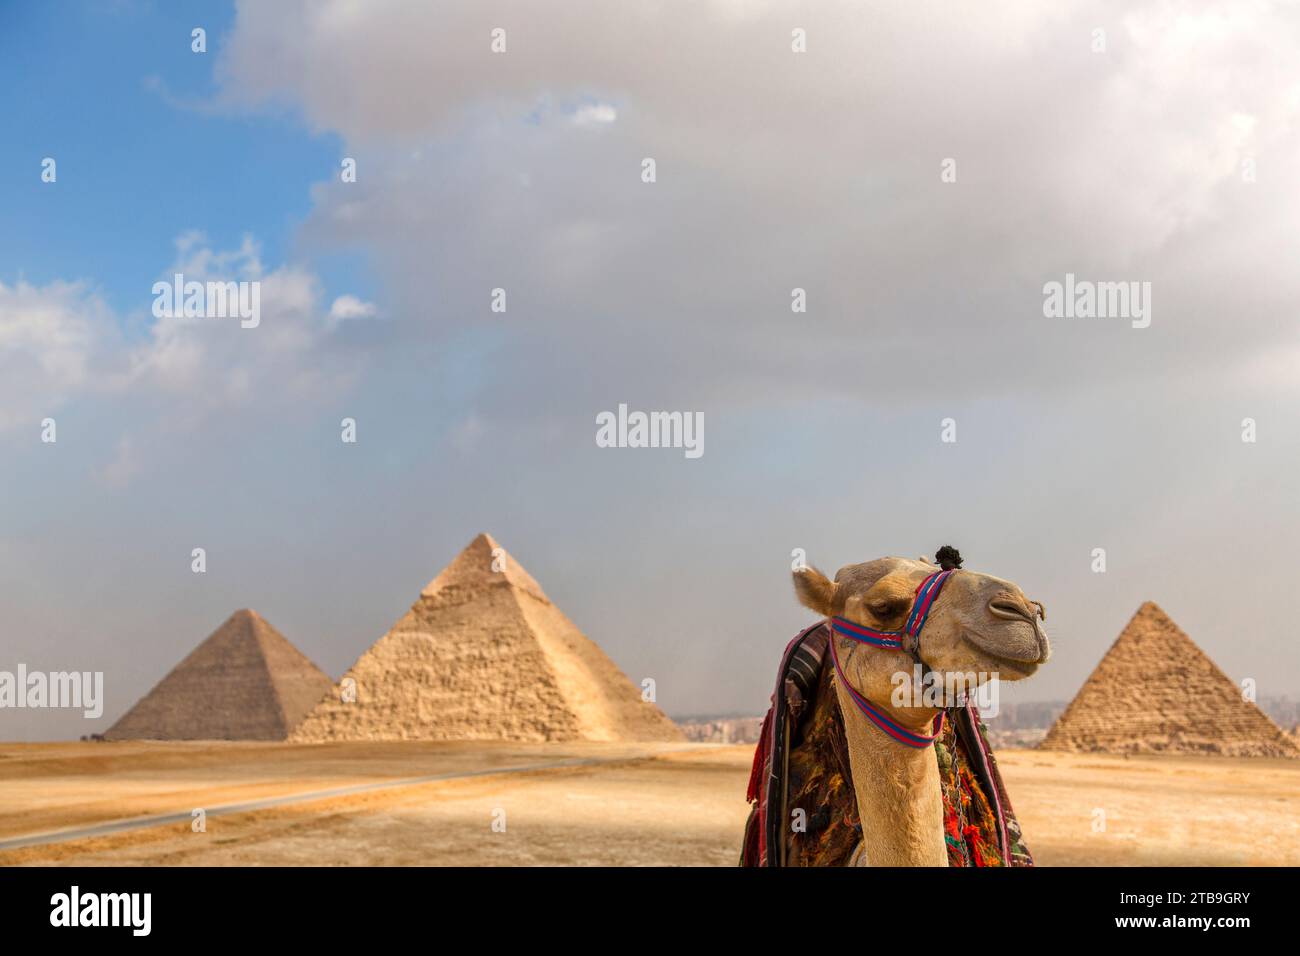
[828,568,957,748]
[828,634,944,747]
[905,568,954,639]
[830,617,904,650]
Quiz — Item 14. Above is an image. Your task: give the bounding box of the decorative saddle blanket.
[740,621,1033,867]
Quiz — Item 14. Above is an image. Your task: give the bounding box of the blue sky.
[0,1,365,319]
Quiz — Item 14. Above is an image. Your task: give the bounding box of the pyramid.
[1040,602,1299,758]
[105,609,334,741]
[291,533,683,743]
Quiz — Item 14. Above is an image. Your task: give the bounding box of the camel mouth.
[960,633,1045,680]
[987,656,1039,680]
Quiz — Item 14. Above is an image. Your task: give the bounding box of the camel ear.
[793,566,837,616]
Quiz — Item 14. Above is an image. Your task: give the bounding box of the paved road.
[0,753,649,852]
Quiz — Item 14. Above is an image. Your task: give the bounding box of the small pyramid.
[291,533,683,743]
[1041,602,1299,757]
[105,610,333,741]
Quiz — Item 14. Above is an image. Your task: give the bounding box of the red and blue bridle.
[827,568,956,748]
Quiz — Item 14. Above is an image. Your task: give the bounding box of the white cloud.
[571,103,617,127]
[125,237,364,418]
[329,294,378,321]
[0,234,373,482]
[0,279,113,431]
[216,0,1300,420]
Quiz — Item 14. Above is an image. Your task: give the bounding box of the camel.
[744,547,1050,867]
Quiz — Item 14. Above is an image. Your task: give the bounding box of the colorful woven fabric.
[935,715,1001,866]
[783,652,862,866]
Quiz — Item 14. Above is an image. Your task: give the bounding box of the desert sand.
[1,741,1297,866]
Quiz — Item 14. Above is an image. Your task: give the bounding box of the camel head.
[793,548,1050,690]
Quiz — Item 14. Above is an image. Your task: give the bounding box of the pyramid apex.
[1123,601,1179,633]
[224,608,277,638]
[421,533,547,602]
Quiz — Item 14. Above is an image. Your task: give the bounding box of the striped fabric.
[905,568,955,637]
[830,617,904,649]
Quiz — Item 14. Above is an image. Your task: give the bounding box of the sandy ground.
[1,741,1296,865]
[998,749,1300,866]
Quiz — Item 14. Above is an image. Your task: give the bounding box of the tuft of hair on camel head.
[935,545,963,571]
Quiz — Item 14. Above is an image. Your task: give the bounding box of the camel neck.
[832,645,948,866]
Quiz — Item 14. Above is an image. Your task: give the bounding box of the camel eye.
[868,598,906,618]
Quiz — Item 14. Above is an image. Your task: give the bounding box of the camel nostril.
[988,596,1035,624]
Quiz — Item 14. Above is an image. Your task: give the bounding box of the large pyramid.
[291,533,683,742]
[105,609,333,741]
[1041,602,1299,757]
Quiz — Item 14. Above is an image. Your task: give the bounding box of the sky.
[2,0,1299,740]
